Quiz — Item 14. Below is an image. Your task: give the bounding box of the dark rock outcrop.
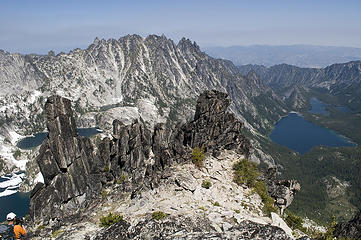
[30,90,252,223]
[183,90,251,157]
[30,96,104,222]
[263,168,301,214]
[334,209,361,239]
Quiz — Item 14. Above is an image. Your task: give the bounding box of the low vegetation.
[103,165,110,172]
[99,213,123,228]
[116,174,127,184]
[233,159,277,216]
[152,211,167,220]
[13,149,21,159]
[101,190,108,199]
[284,210,351,240]
[192,146,205,168]
[284,210,307,232]
[51,229,64,238]
[201,180,212,189]
[213,201,221,207]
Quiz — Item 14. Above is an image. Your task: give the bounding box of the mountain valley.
[0,35,361,238]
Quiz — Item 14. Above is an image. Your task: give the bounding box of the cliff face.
[30,96,104,221]
[28,91,302,239]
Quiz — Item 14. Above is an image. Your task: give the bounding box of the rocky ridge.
[0,34,287,174]
[238,61,361,110]
[28,91,303,239]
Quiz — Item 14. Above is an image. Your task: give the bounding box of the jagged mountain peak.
[177,37,201,53]
[0,33,286,172]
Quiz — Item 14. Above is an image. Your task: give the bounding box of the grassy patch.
[213,201,221,207]
[199,206,207,211]
[117,174,127,184]
[201,180,212,189]
[99,213,123,228]
[284,210,307,232]
[51,229,63,238]
[152,211,167,220]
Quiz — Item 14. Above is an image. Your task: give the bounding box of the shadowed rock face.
[30,96,104,222]
[184,90,251,157]
[29,90,252,223]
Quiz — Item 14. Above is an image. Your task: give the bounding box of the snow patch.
[0,144,27,171]
[34,172,44,184]
[27,90,42,104]
[0,173,24,188]
[0,189,17,197]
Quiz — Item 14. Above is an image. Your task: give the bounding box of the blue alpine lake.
[270,113,356,154]
[309,97,329,116]
[0,173,30,221]
[17,127,101,149]
[0,190,30,221]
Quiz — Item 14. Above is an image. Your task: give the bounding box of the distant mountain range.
[238,61,361,111]
[204,45,361,68]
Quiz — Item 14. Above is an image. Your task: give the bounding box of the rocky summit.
[27,90,305,239]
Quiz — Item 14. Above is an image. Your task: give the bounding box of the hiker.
[3,212,26,240]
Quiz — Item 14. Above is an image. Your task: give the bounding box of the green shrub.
[284,210,306,232]
[199,206,207,211]
[233,159,260,187]
[192,146,205,168]
[233,159,277,216]
[101,190,108,199]
[103,165,110,172]
[100,213,123,228]
[254,180,278,216]
[13,150,21,159]
[201,180,212,189]
[213,201,221,207]
[51,229,63,238]
[152,211,167,220]
[117,174,127,184]
[323,216,336,240]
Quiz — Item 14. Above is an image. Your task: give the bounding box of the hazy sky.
[1,0,361,54]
